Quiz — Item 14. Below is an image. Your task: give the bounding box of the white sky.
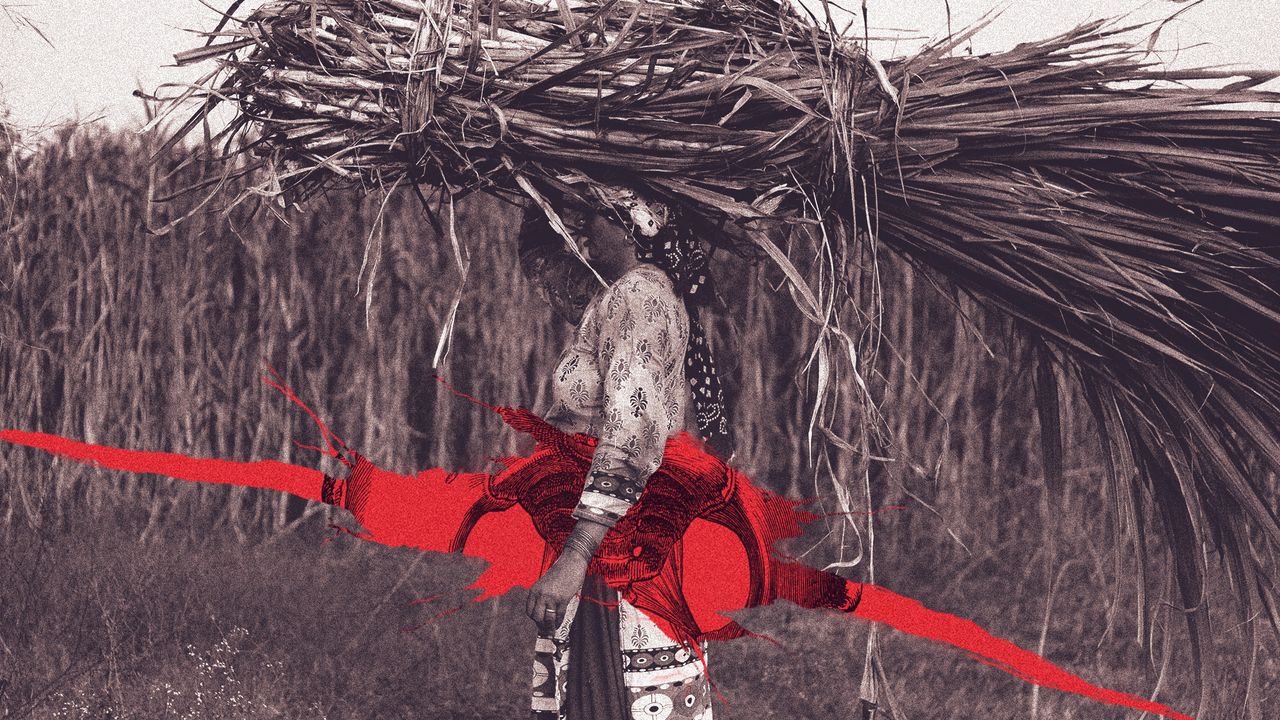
[0,0,1276,134]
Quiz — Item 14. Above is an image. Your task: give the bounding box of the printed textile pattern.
[621,198,730,455]
[531,584,713,720]
[545,264,691,527]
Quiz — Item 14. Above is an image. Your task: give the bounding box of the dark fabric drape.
[565,573,630,720]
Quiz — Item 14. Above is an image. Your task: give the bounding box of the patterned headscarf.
[595,187,732,456]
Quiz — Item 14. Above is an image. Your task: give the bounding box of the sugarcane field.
[2,1,1279,719]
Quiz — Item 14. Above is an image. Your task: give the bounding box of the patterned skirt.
[530,559,713,720]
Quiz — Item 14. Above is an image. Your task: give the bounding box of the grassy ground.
[3,489,1271,720]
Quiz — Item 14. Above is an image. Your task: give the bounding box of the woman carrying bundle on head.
[516,189,730,720]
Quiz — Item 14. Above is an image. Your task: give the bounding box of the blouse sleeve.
[572,272,689,527]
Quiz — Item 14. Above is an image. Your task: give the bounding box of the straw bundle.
[160,0,896,244]
[162,0,1280,708]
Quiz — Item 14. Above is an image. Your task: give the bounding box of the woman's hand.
[526,551,589,632]
[526,518,609,632]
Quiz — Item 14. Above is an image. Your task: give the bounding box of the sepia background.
[2,1,1277,719]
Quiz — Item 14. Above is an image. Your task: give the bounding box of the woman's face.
[582,211,635,279]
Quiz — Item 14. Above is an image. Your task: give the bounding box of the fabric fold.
[565,572,630,720]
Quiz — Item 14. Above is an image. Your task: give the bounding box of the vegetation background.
[0,122,1275,719]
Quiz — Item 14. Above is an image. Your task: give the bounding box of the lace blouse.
[544,264,691,527]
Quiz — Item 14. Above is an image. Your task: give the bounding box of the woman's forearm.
[529,516,609,630]
[561,516,610,565]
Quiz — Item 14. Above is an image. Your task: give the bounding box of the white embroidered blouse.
[544,264,691,527]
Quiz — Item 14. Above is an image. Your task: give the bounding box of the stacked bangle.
[562,529,597,564]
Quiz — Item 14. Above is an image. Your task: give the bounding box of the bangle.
[562,530,597,564]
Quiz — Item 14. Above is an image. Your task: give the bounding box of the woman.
[517,192,729,720]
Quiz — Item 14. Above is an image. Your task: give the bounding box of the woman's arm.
[525,273,689,631]
[572,273,687,525]
[525,517,609,631]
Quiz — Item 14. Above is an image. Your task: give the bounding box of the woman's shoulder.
[596,264,687,330]
[610,264,678,299]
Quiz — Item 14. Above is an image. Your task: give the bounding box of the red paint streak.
[0,429,544,600]
[262,362,358,467]
[680,519,751,632]
[852,584,1193,720]
[0,430,329,501]
[0,408,1193,720]
[402,605,465,633]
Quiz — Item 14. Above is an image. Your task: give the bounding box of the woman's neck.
[600,254,641,283]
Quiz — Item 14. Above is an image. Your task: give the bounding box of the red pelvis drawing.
[1,376,1191,720]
